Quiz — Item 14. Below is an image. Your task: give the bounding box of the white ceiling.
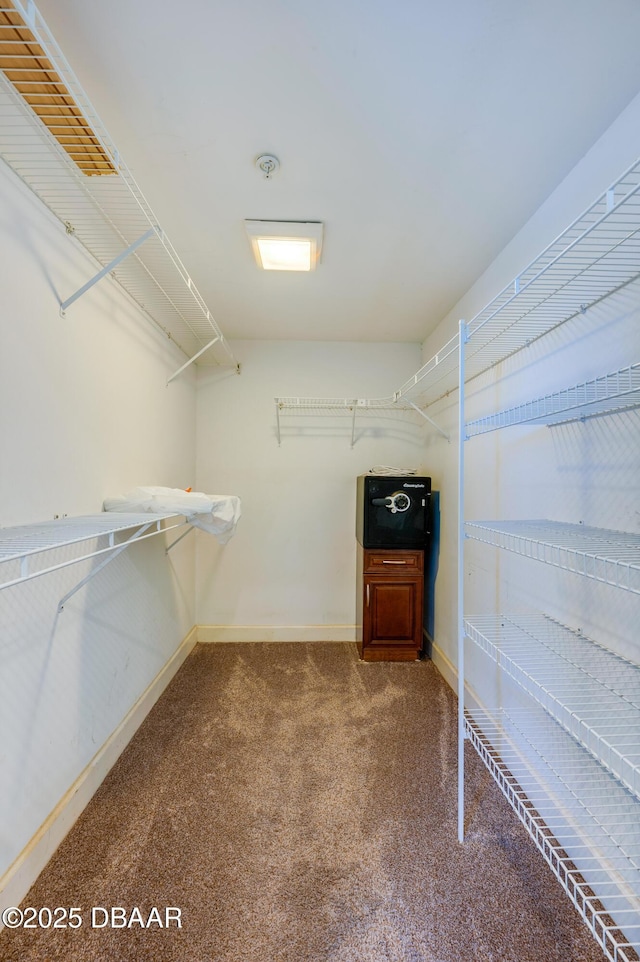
[35,0,640,345]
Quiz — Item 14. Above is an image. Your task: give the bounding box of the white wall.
[418,89,640,686]
[195,340,425,637]
[0,162,197,894]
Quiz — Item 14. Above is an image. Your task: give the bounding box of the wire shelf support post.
[457,319,467,843]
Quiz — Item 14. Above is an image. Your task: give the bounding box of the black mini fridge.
[356,474,431,549]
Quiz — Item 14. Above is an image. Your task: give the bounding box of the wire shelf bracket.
[56,519,157,611]
[59,227,156,316]
[0,513,188,592]
[167,336,220,384]
[165,525,195,554]
[405,400,450,441]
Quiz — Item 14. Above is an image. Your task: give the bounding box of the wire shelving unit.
[0,0,237,379]
[455,155,640,962]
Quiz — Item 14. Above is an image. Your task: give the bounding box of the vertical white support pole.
[351,406,357,448]
[457,319,467,844]
[275,401,282,446]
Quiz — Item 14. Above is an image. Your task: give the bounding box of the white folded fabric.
[103,486,241,544]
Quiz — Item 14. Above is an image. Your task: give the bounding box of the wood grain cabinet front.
[357,547,424,661]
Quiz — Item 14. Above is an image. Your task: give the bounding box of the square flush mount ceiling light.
[245,220,323,271]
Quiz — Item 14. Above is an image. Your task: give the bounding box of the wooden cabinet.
[356,546,424,661]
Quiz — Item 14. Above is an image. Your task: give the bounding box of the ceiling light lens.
[257,238,312,271]
[245,220,323,271]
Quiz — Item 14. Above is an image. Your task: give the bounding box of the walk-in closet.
[1,2,639,960]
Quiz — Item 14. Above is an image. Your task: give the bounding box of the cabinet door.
[363,574,423,649]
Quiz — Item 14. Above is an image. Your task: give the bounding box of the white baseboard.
[429,638,486,715]
[197,624,357,643]
[429,639,457,692]
[0,626,198,924]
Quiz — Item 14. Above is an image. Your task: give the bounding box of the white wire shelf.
[465,363,640,436]
[460,156,640,378]
[274,156,640,424]
[273,395,445,446]
[465,705,640,962]
[275,396,405,412]
[397,156,640,410]
[465,612,640,798]
[0,513,186,591]
[465,520,640,593]
[0,1,236,373]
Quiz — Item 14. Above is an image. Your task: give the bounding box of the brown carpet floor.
[0,642,606,962]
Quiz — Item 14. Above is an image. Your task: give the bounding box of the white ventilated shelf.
[465,520,640,593]
[466,363,640,436]
[0,513,185,590]
[466,705,640,962]
[0,1,236,372]
[274,156,640,423]
[275,396,406,412]
[273,395,439,446]
[400,156,640,409]
[465,612,640,797]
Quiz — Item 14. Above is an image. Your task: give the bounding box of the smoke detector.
[255,154,280,179]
